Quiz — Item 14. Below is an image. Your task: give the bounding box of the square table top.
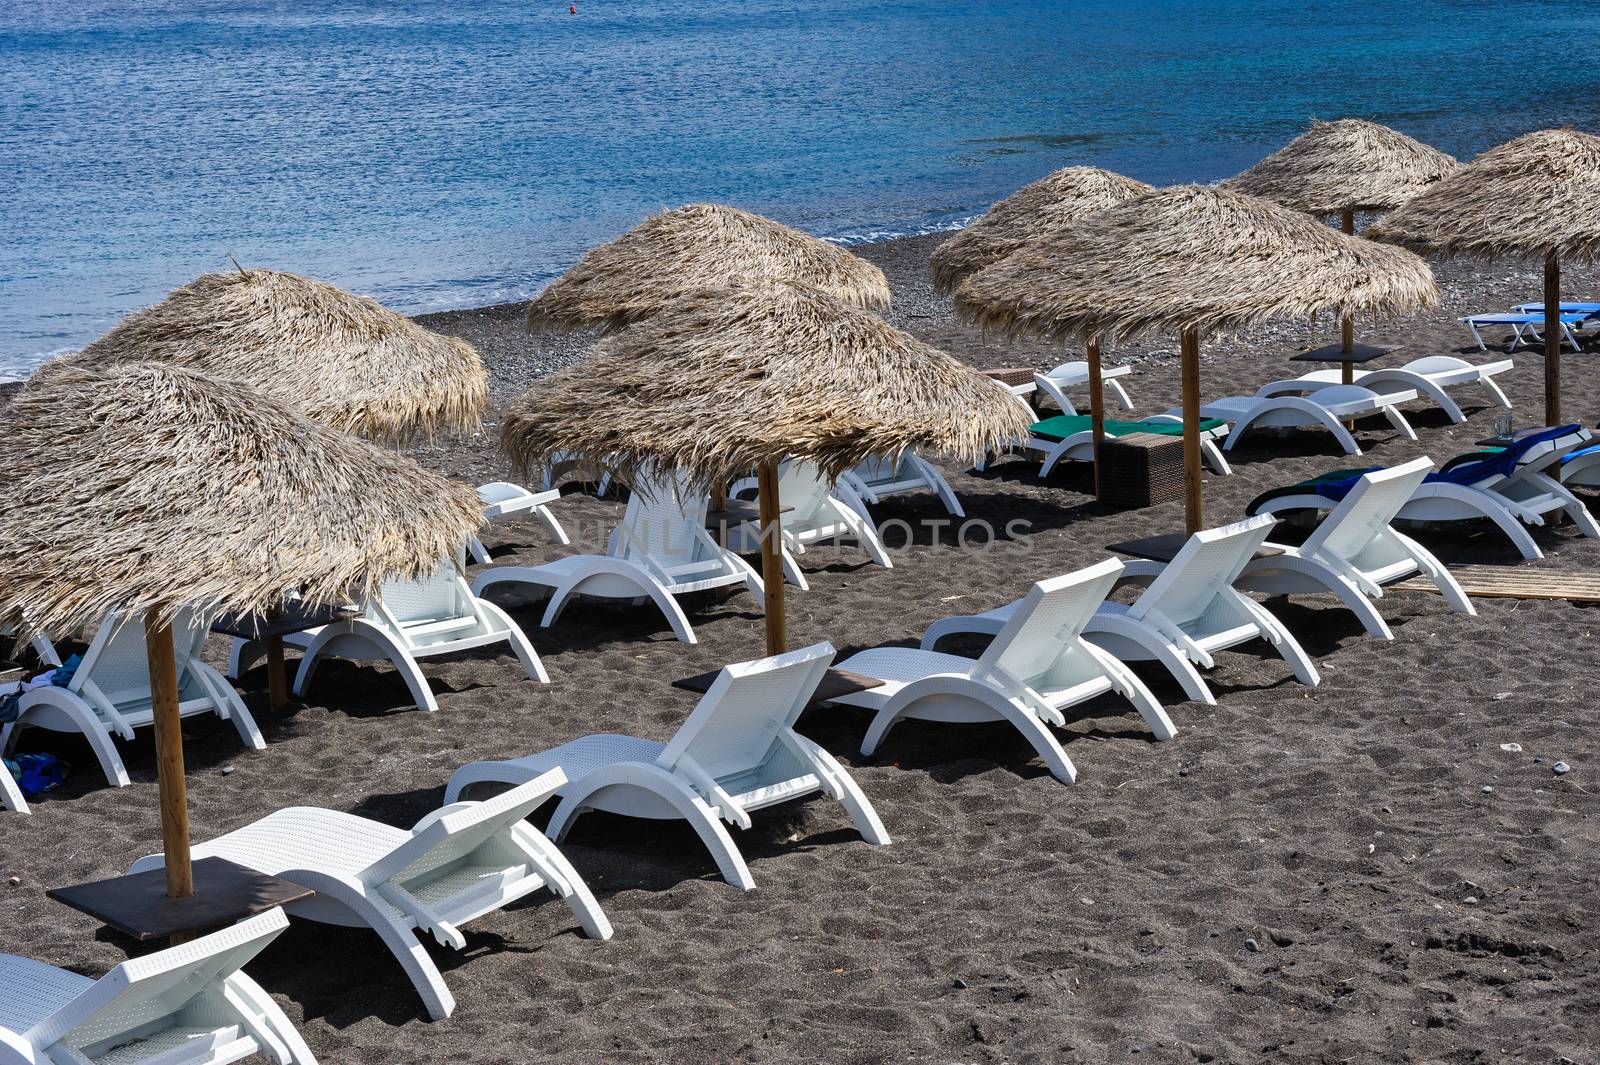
[48,857,314,942]
[1107,531,1283,565]
[211,601,359,640]
[672,666,884,707]
[1289,342,1391,364]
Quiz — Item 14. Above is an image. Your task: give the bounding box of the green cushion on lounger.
[1027,414,1228,443]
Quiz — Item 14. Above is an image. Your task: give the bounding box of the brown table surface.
[1473,427,1572,449]
[984,367,1038,389]
[48,857,314,942]
[673,666,884,706]
[705,500,793,527]
[211,601,359,640]
[1107,532,1284,565]
[1289,342,1392,364]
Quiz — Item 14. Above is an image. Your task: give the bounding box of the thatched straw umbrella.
[1370,128,1600,425]
[957,185,1439,533]
[932,166,1152,492]
[503,281,1028,655]
[524,203,891,334]
[0,363,482,919]
[52,268,487,443]
[1226,119,1458,385]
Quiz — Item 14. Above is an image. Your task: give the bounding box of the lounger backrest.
[775,460,838,525]
[1433,424,1585,486]
[613,466,708,566]
[975,560,1124,685]
[74,608,209,705]
[1301,457,1434,562]
[359,769,569,886]
[657,641,835,781]
[853,453,906,485]
[376,560,474,626]
[22,908,288,1050]
[1134,516,1276,627]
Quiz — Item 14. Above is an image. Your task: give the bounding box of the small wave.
[0,346,78,379]
[823,214,979,247]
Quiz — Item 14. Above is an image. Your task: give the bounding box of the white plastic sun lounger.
[1023,414,1234,477]
[466,481,570,565]
[924,517,1319,706]
[1030,360,1135,416]
[1234,457,1475,641]
[472,467,763,645]
[0,761,25,815]
[1252,424,1596,561]
[0,909,317,1065]
[446,641,888,891]
[231,559,546,713]
[4,609,262,789]
[1460,311,1587,353]
[1181,383,1418,456]
[131,770,611,1022]
[1256,356,1513,425]
[831,560,1174,785]
[729,460,893,591]
[839,451,964,518]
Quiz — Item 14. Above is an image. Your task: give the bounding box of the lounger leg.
[800,740,890,845]
[1084,646,1176,741]
[780,547,810,591]
[1200,438,1232,476]
[479,601,550,683]
[1257,615,1321,688]
[550,772,756,889]
[1039,442,1071,478]
[1379,406,1419,442]
[366,907,457,1021]
[992,704,1079,785]
[1329,576,1394,641]
[534,506,572,546]
[1480,375,1512,409]
[1395,532,1476,616]
[227,974,319,1065]
[466,534,491,567]
[1096,632,1217,705]
[228,637,263,681]
[836,503,893,569]
[1108,379,1134,411]
[507,824,613,940]
[9,701,132,788]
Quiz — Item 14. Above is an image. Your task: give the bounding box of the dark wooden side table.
[211,602,358,708]
[673,667,884,708]
[1107,531,1283,565]
[49,856,314,945]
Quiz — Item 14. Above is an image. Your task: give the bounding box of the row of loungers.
[1460,301,1600,353]
[4,443,1505,1050]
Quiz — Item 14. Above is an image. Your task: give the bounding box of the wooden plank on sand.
[1395,565,1600,603]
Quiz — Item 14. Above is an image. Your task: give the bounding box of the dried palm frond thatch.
[52,268,487,443]
[955,185,1439,343]
[0,363,483,638]
[503,281,1028,488]
[1366,128,1600,261]
[1224,118,1458,216]
[929,167,1151,294]
[525,204,891,334]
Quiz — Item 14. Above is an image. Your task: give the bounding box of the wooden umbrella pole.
[1339,208,1357,384]
[1086,336,1106,499]
[1544,251,1562,426]
[263,605,288,710]
[756,460,787,657]
[1180,326,1203,536]
[144,613,195,939]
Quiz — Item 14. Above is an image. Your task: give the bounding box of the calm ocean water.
[4,0,1599,373]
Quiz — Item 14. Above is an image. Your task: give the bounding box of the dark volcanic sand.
[3,234,1598,1064]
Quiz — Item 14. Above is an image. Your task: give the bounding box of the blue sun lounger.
[1459,311,1588,353]
[1248,424,1597,560]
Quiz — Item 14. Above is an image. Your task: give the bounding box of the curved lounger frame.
[3,660,262,788]
[131,771,610,1022]
[291,600,547,712]
[1031,363,1135,416]
[1219,386,1418,456]
[473,553,762,646]
[467,482,571,565]
[841,453,965,519]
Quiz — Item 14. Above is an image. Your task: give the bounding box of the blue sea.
[4,0,1599,374]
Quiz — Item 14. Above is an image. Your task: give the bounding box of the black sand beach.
[3,234,1597,1064]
